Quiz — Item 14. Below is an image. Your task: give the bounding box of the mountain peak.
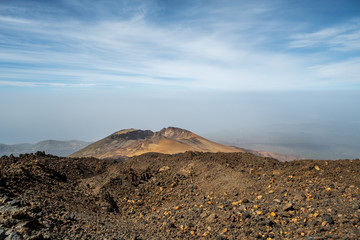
[157,127,195,138]
[110,129,153,140]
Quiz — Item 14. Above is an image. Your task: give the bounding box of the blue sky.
[1,0,359,90]
[1,0,360,159]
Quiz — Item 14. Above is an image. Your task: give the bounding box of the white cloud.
[312,58,360,82]
[0,80,95,88]
[0,3,359,91]
[289,19,360,51]
[0,16,35,25]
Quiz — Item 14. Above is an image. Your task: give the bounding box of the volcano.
[70,127,244,159]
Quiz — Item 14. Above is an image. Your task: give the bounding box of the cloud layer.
[1,0,359,91]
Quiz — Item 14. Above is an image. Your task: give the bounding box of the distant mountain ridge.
[70,127,245,159]
[1,127,303,161]
[0,140,91,157]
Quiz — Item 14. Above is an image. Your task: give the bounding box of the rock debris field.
[0,151,360,239]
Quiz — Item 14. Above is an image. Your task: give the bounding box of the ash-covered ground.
[1,151,359,239]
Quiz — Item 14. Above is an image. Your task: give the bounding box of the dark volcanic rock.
[0,152,360,239]
[322,214,334,224]
[0,229,6,240]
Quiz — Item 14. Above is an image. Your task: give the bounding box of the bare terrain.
[1,151,359,239]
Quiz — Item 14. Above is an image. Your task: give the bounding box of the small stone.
[215,235,227,240]
[4,233,23,240]
[242,212,251,219]
[166,222,175,228]
[0,229,6,240]
[159,166,170,172]
[206,213,217,223]
[0,196,10,204]
[314,166,320,171]
[9,200,20,206]
[239,205,246,211]
[256,211,264,215]
[294,193,305,201]
[322,214,334,224]
[282,202,294,211]
[27,233,44,240]
[352,204,359,210]
[11,210,29,220]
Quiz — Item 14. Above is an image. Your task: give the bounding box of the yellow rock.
[270,212,277,217]
[223,228,228,233]
[315,165,320,171]
[257,211,264,215]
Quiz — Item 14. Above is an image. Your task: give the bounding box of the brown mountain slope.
[70,127,245,159]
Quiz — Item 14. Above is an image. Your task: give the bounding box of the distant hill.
[70,127,245,159]
[69,127,301,161]
[0,140,92,157]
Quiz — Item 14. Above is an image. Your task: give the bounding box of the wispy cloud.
[0,1,359,91]
[289,19,360,51]
[312,58,360,83]
[0,80,95,88]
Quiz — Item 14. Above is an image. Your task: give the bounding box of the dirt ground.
[1,151,359,239]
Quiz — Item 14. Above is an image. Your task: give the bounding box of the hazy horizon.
[1,0,359,160]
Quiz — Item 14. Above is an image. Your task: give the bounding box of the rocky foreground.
[0,152,360,240]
